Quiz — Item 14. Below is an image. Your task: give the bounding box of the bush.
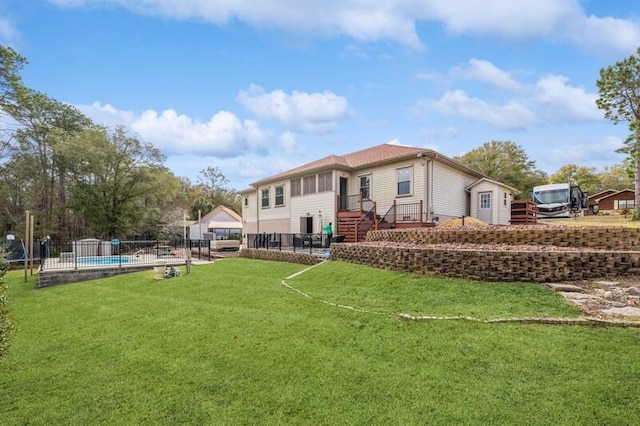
[0,247,13,357]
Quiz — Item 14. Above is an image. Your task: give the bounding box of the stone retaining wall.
[367,226,640,250]
[329,244,640,282]
[38,264,159,288]
[240,248,322,265]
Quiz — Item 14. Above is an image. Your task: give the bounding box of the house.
[189,205,242,241]
[239,143,519,243]
[589,189,636,214]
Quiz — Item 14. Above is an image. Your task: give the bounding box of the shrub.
[0,247,13,357]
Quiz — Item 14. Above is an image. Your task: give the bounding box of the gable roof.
[250,143,486,187]
[196,205,242,225]
[596,188,636,202]
[588,189,617,201]
[465,177,521,194]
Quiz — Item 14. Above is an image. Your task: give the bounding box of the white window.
[275,185,284,207]
[318,171,333,192]
[397,167,412,196]
[504,192,508,206]
[303,175,316,195]
[261,188,270,208]
[290,178,301,197]
[618,199,635,209]
[480,192,491,209]
[244,197,248,208]
[360,175,371,199]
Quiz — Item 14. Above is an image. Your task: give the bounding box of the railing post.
[419,200,423,224]
[393,199,397,225]
[374,202,378,230]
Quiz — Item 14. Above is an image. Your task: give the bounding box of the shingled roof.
[248,143,486,187]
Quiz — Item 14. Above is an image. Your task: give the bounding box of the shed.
[466,178,520,225]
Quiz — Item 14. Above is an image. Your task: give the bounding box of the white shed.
[466,178,520,225]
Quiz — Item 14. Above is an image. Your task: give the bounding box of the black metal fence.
[15,238,220,271]
[247,233,335,255]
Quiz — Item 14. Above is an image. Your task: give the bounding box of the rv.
[532,183,587,218]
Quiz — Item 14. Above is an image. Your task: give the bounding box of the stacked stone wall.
[330,244,640,282]
[38,264,159,288]
[367,226,640,250]
[330,226,640,282]
[240,248,322,266]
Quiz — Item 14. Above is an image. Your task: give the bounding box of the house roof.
[588,189,617,201]
[595,188,636,202]
[465,177,521,194]
[249,143,486,187]
[196,205,242,225]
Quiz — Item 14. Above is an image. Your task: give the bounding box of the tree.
[1,44,92,240]
[0,45,26,163]
[455,140,548,196]
[548,164,600,196]
[63,127,166,238]
[596,47,640,220]
[597,163,634,191]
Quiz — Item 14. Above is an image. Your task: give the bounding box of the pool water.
[76,256,132,265]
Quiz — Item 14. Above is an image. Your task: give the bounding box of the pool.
[76,256,135,265]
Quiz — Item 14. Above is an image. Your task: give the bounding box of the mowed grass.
[1,258,639,425]
[540,214,640,228]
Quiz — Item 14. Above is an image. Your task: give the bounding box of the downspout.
[255,185,260,235]
[425,159,431,222]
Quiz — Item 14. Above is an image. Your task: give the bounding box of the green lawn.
[540,214,640,228]
[1,259,639,425]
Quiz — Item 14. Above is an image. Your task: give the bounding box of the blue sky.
[2,1,640,190]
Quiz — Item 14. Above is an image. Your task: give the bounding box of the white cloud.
[279,131,304,155]
[564,15,640,57]
[422,0,577,37]
[77,102,269,157]
[0,16,19,42]
[421,61,602,130]
[546,135,626,167]
[431,90,537,130]
[534,75,601,122]
[236,84,350,132]
[452,59,524,92]
[46,0,640,54]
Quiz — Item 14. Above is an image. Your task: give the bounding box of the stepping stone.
[600,306,640,317]
[559,292,599,300]
[594,281,620,287]
[546,283,583,292]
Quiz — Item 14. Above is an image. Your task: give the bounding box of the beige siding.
[498,190,512,225]
[431,161,475,220]
[347,160,427,215]
[255,181,291,225]
[290,191,336,233]
[468,180,514,225]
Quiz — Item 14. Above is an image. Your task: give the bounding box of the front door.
[478,192,492,224]
[300,216,313,234]
[339,177,348,210]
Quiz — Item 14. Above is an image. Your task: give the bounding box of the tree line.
[454,140,634,199]
[0,45,240,244]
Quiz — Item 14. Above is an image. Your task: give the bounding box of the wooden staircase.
[336,211,391,242]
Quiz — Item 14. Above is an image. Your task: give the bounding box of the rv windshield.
[533,189,568,204]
